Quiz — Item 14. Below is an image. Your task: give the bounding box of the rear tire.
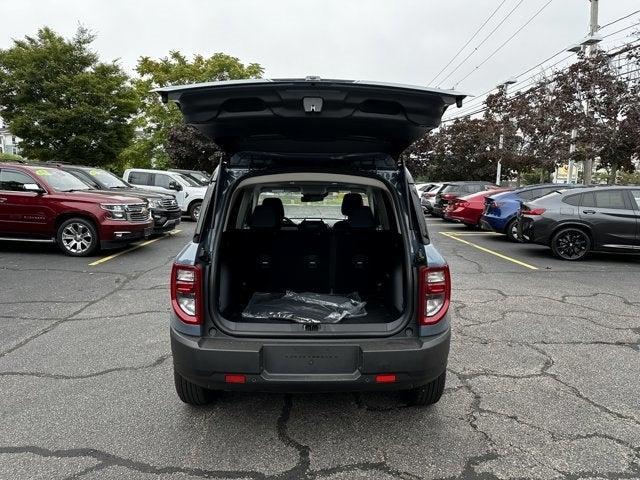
[174,369,215,406]
[404,371,446,406]
[505,218,520,242]
[551,227,591,261]
[188,201,202,222]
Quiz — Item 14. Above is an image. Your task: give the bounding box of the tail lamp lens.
[171,264,202,325]
[522,208,547,216]
[418,265,451,325]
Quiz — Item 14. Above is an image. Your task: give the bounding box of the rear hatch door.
[155,78,466,159]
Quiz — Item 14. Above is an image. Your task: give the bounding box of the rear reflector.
[225,374,246,384]
[375,374,397,384]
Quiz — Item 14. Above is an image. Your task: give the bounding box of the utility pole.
[583,0,599,185]
[496,77,517,186]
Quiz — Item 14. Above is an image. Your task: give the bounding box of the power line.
[600,9,640,29]
[428,0,509,86]
[601,21,640,40]
[453,0,556,88]
[436,0,527,87]
[444,37,640,121]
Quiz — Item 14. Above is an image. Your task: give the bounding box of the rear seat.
[222,203,395,295]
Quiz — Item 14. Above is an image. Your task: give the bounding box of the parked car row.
[0,161,212,256]
[422,180,640,261]
[518,186,640,260]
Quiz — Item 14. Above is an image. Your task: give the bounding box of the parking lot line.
[88,230,182,266]
[439,231,538,270]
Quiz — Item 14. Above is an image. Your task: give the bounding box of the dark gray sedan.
[519,186,640,260]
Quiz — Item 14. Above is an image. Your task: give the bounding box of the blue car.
[481,184,582,241]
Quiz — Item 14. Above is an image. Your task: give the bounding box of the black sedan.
[519,186,640,260]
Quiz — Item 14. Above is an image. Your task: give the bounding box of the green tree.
[0,152,23,162]
[0,27,137,166]
[404,118,500,182]
[554,50,640,184]
[125,51,264,170]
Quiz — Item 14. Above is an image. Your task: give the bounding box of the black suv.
[161,78,465,406]
[60,165,182,234]
[519,186,640,260]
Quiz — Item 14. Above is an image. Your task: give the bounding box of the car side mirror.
[24,183,44,194]
[169,181,183,192]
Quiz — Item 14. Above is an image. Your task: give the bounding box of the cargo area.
[213,175,408,329]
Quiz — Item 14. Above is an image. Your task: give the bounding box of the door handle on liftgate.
[0,197,7,203]
[582,209,596,214]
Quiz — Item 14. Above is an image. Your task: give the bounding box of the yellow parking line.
[439,231,538,270]
[441,231,501,236]
[88,229,182,266]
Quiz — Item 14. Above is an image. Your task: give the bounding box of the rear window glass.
[257,190,369,225]
[442,185,460,193]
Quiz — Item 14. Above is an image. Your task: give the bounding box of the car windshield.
[188,172,209,185]
[84,168,129,188]
[176,173,202,187]
[257,189,369,225]
[31,168,92,192]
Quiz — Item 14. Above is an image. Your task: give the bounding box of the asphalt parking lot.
[1,219,639,480]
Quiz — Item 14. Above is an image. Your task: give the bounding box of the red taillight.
[170,263,203,325]
[418,265,451,325]
[225,374,246,384]
[522,208,546,216]
[375,374,397,384]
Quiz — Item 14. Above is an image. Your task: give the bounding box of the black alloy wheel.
[551,228,591,261]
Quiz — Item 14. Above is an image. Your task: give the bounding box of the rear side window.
[128,171,153,185]
[582,192,596,207]
[562,193,581,206]
[0,169,37,191]
[593,190,628,209]
[630,190,640,209]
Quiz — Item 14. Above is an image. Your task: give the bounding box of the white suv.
[123,168,207,220]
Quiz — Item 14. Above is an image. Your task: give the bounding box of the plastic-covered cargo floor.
[242,291,367,324]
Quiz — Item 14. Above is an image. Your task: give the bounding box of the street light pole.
[496,77,517,186]
[583,0,599,185]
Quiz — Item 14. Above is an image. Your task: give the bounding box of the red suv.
[0,163,153,256]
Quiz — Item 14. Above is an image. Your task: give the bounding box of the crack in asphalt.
[0,354,171,380]
[0,257,175,360]
[2,231,639,479]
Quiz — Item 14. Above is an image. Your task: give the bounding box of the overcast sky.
[2,0,639,98]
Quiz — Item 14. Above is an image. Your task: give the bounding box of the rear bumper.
[171,328,451,392]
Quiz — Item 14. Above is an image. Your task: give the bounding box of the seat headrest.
[341,193,363,216]
[347,206,375,229]
[261,197,285,220]
[249,205,279,229]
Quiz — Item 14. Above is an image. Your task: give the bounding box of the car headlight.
[100,204,127,220]
[148,199,162,208]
